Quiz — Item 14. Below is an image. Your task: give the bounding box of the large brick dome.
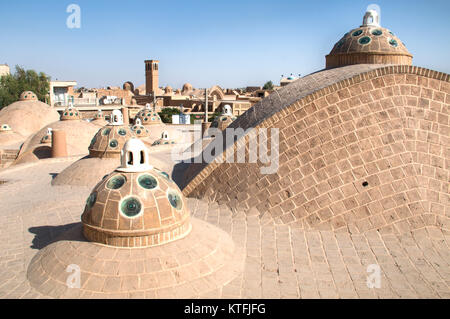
[181,64,450,234]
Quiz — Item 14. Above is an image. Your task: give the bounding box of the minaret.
[145,59,159,95]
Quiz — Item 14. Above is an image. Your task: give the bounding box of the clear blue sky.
[1,0,449,89]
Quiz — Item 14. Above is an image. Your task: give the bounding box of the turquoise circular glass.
[168,190,183,210]
[69,112,73,116]
[109,139,118,148]
[389,38,398,47]
[89,135,96,147]
[358,36,371,45]
[136,129,141,134]
[106,174,126,189]
[157,170,170,181]
[352,30,363,37]
[147,113,151,116]
[102,128,110,136]
[86,192,97,208]
[120,197,142,217]
[144,117,148,121]
[118,128,127,136]
[336,39,345,47]
[138,174,158,189]
[64,112,68,116]
[371,29,382,36]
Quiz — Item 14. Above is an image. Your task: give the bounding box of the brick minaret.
[145,60,159,95]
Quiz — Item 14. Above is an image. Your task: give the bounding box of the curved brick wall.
[182,65,449,234]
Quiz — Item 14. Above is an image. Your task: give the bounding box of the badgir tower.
[181,9,450,235]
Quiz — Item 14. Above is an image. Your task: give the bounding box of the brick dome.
[181,64,450,234]
[164,85,173,95]
[326,10,412,69]
[82,138,191,247]
[60,105,82,121]
[182,83,193,92]
[19,91,38,101]
[135,105,162,125]
[211,105,236,131]
[131,121,149,138]
[88,124,135,158]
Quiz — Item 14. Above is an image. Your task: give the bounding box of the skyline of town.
[1,0,450,89]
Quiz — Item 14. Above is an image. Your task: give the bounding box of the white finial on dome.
[223,104,232,116]
[117,138,153,172]
[110,109,124,125]
[47,127,53,135]
[145,103,151,110]
[161,131,169,140]
[362,8,380,27]
[135,118,142,125]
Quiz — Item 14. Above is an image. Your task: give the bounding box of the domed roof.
[40,128,52,144]
[152,130,177,146]
[91,109,108,126]
[0,92,60,136]
[15,119,99,164]
[19,91,38,101]
[123,81,134,92]
[135,104,162,125]
[326,10,412,69]
[164,85,173,94]
[182,83,193,92]
[0,123,23,147]
[60,105,81,121]
[210,105,236,131]
[81,138,191,247]
[131,119,149,138]
[88,123,135,158]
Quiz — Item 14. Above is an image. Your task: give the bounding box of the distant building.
[49,81,77,106]
[0,64,10,77]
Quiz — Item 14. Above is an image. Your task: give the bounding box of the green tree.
[263,81,273,90]
[208,108,222,122]
[158,107,181,123]
[0,65,50,109]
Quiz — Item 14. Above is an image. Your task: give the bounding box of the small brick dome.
[211,105,236,131]
[135,104,162,125]
[88,123,135,158]
[40,128,52,144]
[152,130,176,146]
[82,138,191,247]
[131,119,149,138]
[19,91,38,101]
[326,10,412,69]
[61,105,81,121]
[164,86,173,94]
[123,81,134,92]
[182,83,193,92]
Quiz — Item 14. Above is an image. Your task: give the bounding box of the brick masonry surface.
[182,65,450,234]
[0,157,448,298]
